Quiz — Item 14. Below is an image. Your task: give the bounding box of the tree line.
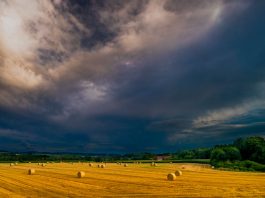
[173,136,265,163]
[173,136,265,171]
[0,136,264,171]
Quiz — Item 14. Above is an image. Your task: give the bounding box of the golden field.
[0,162,264,197]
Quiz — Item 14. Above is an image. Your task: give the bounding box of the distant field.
[0,163,264,197]
[117,159,211,164]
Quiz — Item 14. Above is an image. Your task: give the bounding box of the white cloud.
[0,0,247,118]
[103,0,225,54]
[193,100,265,128]
[1,58,43,88]
[0,0,89,89]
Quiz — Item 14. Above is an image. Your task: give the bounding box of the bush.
[211,160,265,172]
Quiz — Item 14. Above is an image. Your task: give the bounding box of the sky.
[0,0,265,153]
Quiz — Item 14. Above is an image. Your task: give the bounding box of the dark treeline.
[174,136,265,164]
[1,136,264,171]
[0,152,158,163]
[210,136,265,172]
[173,136,265,171]
[0,153,119,163]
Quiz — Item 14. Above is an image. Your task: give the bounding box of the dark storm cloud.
[0,0,264,152]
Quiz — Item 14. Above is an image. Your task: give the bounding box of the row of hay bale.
[27,169,85,178]
[77,170,181,180]
[27,167,183,181]
[167,170,182,181]
[116,162,128,167]
[87,162,106,168]
[13,162,159,168]
[27,169,84,178]
[97,164,106,168]
[28,169,183,180]
[10,162,51,167]
[37,163,46,167]
[90,162,106,168]
[10,162,57,167]
[32,161,173,166]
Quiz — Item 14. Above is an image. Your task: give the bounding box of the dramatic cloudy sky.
[0,0,265,153]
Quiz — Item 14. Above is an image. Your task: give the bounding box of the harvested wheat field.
[0,163,264,197]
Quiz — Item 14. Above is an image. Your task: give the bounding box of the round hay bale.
[211,166,215,169]
[154,163,158,167]
[77,171,85,178]
[175,170,182,176]
[97,164,100,168]
[100,164,105,168]
[182,166,185,169]
[10,163,14,166]
[38,163,40,165]
[167,173,176,181]
[89,163,93,167]
[41,163,46,167]
[124,164,128,167]
[15,162,18,165]
[28,169,35,175]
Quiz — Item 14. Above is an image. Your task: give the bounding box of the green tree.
[210,148,226,161]
[223,146,241,161]
[179,150,195,159]
[193,148,211,159]
[234,136,265,163]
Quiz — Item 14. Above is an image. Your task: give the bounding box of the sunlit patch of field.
[0,163,264,197]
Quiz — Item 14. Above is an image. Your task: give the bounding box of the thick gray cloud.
[0,0,264,152]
